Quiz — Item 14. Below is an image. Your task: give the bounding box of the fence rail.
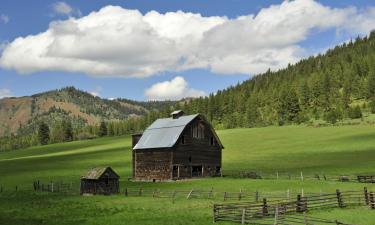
[213,188,372,224]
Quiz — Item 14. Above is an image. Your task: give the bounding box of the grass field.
[1,125,375,224]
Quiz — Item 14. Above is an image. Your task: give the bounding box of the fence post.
[336,189,344,208]
[300,171,304,181]
[287,189,290,201]
[255,190,259,202]
[262,198,268,216]
[276,171,279,180]
[224,192,227,201]
[274,207,278,225]
[125,187,128,196]
[296,194,302,212]
[208,187,213,199]
[172,191,176,204]
[369,192,375,209]
[51,182,54,193]
[303,212,308,224]
[187,188,194,199]
[241,208,246,224]
[364,187,369,205]
[213,204,217,223]
[238,189,242,201]
[139,187,143,196]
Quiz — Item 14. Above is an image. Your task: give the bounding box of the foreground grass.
[1,124,375,224]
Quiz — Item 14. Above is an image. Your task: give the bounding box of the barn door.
[172,165,178,179]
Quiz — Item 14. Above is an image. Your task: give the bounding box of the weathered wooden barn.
[132,110,223,181]
[80,167,120,195]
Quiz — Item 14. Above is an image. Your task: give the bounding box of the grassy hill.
[1,125,375,224]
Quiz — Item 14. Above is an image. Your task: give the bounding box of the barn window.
[188,156,192,163]
[192,123,204,139]
[181,135,185,144]
[105,173,109,185]
[210,136,215,146]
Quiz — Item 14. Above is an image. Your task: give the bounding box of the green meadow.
[1,125,375,224]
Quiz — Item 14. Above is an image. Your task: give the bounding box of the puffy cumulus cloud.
[52,2,81,17]
[1,0,375,77]
[145,76,205,100]
[0,88,12,99]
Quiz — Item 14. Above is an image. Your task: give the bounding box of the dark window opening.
[192,123,204,139]
[192,165,203,177]
[210,136,215,146]
[181,135,185,144]
[216,166,221,174]
[105,174,109,185]
[188,156,192,163]
[172,166,178,178]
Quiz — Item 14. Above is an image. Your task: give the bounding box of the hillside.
[0,87,176,137]
[180,31,375,128]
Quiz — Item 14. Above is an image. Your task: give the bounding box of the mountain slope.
[0,87,153,136]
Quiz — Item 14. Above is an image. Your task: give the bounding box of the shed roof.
[133,114,223,150]
[81,166,119,180]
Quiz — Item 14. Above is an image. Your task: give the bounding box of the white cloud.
[0,88,12,99]
[145,76,205,100]
[89,86,102,97]
[0,14,9,24]
[52,2,81,17]
[1,1,375,77]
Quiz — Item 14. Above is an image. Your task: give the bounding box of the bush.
[77,132,96,140]
[369,99,375,113]
[324,108,343,124]
[348,106,362,119]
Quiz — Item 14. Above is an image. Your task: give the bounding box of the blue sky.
[0,0,374,101]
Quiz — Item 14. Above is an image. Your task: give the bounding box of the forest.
[1,31,375,151]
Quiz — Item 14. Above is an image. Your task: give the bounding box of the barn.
[80,166,120,195]
[132,110,223,181]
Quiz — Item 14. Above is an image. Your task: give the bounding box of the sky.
[0,0,374,101]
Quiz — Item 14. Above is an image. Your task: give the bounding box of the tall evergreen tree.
[38,122,50,145]
[98,121,108,137]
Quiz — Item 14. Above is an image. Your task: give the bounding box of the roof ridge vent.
[171,110,184,119]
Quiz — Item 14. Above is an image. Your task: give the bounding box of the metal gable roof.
[133,114,199,150]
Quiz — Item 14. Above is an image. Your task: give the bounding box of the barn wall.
[134,148,172,180]
[173,118,222,178]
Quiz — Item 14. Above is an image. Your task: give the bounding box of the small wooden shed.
[80,167,120,195]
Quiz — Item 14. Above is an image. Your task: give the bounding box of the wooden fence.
[213,188,371,224]
[357,175,375,183]
[222,170,375,183]
[33,180,73,193]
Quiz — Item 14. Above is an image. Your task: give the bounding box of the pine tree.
[38,122,50,145]
[63,120,74,142]
[98,121,108,137]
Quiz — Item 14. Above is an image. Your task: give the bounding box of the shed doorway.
[192,165,202,177]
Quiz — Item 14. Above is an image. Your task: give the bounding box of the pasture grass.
[1,124,375,224]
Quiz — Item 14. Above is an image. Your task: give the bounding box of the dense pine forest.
[1,31,375,151]
[181,31,375,128]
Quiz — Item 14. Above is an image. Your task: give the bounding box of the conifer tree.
[98,121,108,137]
[38,122,50,145]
